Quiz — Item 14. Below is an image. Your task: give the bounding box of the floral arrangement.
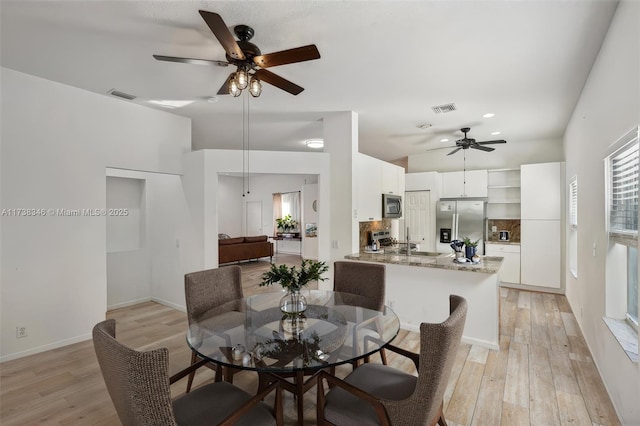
[276,214,298,232]
[462,237,479,248]
[260,259,328,292]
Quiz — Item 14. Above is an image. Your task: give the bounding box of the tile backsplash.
[359,219,395,249]
[487,219,520,242]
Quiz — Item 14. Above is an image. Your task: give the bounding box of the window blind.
[609,127,639,246]
[569,177,578,228]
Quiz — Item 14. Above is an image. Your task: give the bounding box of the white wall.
[217,175,244,237]
[408,137,564,173]
[563,1,639,423]
[302,183,319,259]
[0,68,191,360]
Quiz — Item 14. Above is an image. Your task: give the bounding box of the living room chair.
[316,294,467,426]
[93,319,282,426]
[333,260,387,365]
[184,265,245,392]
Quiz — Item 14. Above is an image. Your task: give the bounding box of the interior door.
[246,201,263,236]
[405,191,432,251]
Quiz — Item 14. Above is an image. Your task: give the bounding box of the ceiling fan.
[153,10,320,96]
[428,127,507,156]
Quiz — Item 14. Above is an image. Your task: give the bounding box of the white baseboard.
[400,323,499,351]
[107,296,152,311]
[0,333,91,363]
[152,297,186,313]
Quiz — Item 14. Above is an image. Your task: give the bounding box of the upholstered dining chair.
[184,266,245,392]
[333,261,387,365]
[93,319,282,426]
[317,294,467,426]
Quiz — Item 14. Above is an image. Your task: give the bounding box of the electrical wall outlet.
[16,326,28,338]
[491,226,497,232]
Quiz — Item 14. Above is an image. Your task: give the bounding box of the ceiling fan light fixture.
[249,77,262,97]
[235,67,249,90]
[229,78,241,97]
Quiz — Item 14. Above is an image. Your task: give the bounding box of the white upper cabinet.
[355,154,382,221]
[441,170,488,198]
[521,162,562,220]
[382,162,402,195]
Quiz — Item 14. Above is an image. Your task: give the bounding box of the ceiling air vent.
[108,89,137,101]
[431,103,457,114]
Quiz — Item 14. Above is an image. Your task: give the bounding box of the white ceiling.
[0,1,617,162]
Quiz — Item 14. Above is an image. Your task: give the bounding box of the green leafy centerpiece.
[260,259,328,314]
[275,214,298,235]
[462,237,480,261]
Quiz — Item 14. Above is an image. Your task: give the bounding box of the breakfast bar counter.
[345,251,503,274]
[344,251,503,350]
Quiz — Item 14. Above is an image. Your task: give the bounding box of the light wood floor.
[0,254,620,425]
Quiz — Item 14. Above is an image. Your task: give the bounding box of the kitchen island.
[344,251,503,350]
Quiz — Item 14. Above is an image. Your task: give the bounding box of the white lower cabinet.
[485,243,520,284]
[520,220,561,288]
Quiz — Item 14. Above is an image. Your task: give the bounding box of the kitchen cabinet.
[521,162,561,220]
[441,170,488,198]
[485,242,520,284]
[382,162,402,195]
[355,154,382,221]
[487,168,521,219]
[519,162,564,289]
[520,220,561,288]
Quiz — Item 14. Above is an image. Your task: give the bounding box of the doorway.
[246,201,263,236]
[404,190,432,251]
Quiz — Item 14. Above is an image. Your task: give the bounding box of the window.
[606,126,639,331]
[273,191,301,235]
[569,176,578,278]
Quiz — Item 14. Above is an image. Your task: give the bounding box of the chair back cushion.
[92,319,177,426]
[386,295,468,424]
[184,266,244,324]
[333,261,385,311]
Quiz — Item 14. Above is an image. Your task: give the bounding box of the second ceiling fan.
[428,127,507,156]
[154,10,320,96]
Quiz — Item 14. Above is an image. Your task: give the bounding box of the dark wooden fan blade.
[472,145,495,152]
[153,55,229,67]
[254,69,304,95]
[477,140,507,145]
[447,148,463,156]
[253,45,321,68]
[199,10,245,60]
[425,145,456,152]
[217,73,235,95]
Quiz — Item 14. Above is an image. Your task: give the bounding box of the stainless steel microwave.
[382,194,402,218]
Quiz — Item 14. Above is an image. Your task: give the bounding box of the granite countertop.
[345,251,504,274]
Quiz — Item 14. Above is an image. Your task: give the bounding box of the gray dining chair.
[317,295,467,426]
[333,260,387,365]
[93,319,282,426]
[184,265,245,392]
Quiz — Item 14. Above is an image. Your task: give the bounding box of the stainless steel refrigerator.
[435,200,486,254]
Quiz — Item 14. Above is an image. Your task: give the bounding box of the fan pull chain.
[247,93,250,195]
[242,91,246,197]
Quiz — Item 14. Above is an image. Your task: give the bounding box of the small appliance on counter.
[365,230,394,253]
[499,230,510,241]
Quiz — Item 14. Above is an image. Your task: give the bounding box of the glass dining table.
[186,289,400,425]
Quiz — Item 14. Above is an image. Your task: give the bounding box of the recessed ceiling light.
[148,100,195,109]
[416,123,433,130]
[491,131,501,135]
[207,96,219,104]
[305,139,324,149]
[440,138,449,142]
[482,113,495,118]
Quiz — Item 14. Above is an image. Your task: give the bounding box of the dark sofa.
[218,235,274,264]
